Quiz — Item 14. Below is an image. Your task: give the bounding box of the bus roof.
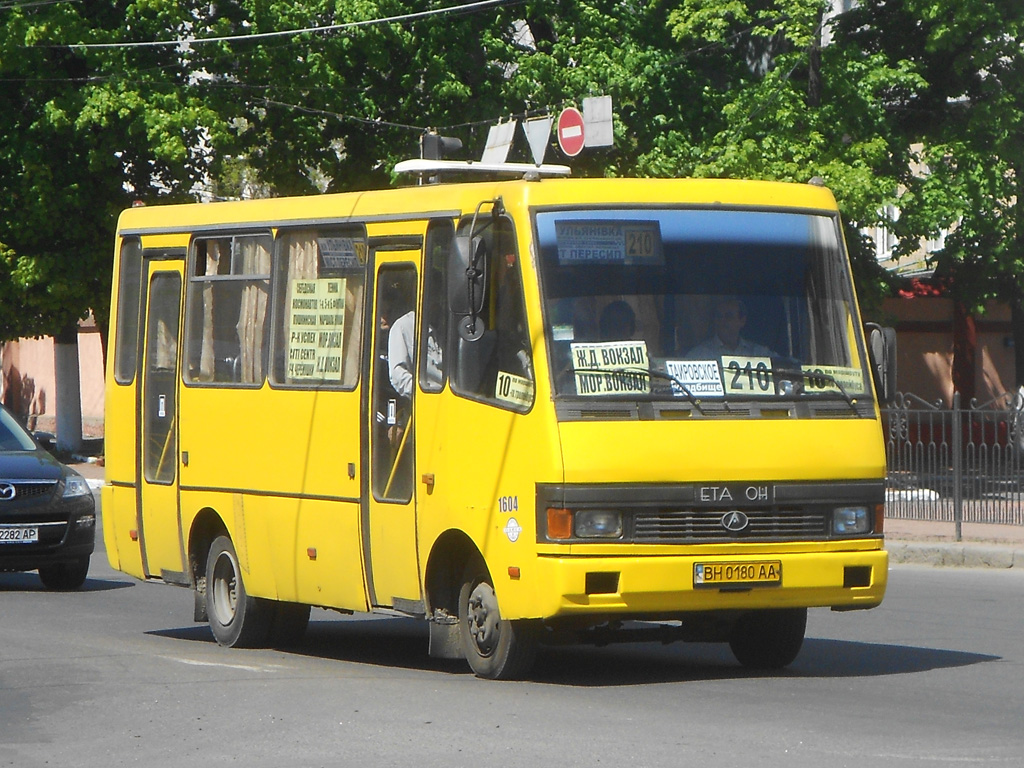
[116,176,841,236]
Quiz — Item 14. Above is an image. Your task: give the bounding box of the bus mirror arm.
[449,198,503,329]
[448,234,487,318]
[865,323,897,405]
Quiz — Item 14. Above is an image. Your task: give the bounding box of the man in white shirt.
[388,309,416,399]
[688,297,774,358]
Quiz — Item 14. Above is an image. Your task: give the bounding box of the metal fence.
[883,390,1024,537]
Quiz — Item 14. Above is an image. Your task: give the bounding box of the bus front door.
[364,257,422,609]
[138,264,186,581]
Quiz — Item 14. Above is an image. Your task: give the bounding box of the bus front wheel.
[206,535,270,648]
[458,561,539,680]
[728,608,807,669]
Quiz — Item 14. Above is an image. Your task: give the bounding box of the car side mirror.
[32,431,57,452]
[865,323,897,405]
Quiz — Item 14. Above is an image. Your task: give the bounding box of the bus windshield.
[535,207,873,410]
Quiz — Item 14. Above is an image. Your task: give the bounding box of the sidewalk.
[885,517,1024,568]
[68,459,1024,569]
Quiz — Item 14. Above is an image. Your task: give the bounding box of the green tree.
[839,0,1024,388]
[0,0,219,447]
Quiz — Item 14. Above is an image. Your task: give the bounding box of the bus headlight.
[574,509,623,539]
[833,506,871,535]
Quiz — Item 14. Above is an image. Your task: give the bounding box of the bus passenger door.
[138,263,185,580]
[364,257,422,609]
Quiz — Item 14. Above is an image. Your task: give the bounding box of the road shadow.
[525,637,1000,686]
[144,613,1000,685]
[147,614,466,675]
[0,572,134,593]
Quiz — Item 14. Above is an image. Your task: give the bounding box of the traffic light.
[421,132,463,160]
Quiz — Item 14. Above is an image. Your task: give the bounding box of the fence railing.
[882,390,1024,538]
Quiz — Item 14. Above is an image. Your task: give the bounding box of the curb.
[887,540,1024,569]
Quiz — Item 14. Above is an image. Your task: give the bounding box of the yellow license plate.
[694,561,781,588]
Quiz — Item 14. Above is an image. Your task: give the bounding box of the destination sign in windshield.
[555,221,664,266]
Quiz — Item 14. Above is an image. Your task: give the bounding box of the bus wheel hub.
[467,583,500,656]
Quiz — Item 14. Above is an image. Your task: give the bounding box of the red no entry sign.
[557,107,585,157]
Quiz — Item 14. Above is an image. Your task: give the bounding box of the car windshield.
[0,407,37,451]
[535,207,872,411]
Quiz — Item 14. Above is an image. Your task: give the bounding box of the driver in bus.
[687,297,774,358]
[598,300,637,341]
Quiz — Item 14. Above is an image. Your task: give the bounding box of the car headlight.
[574,509,623,539]
[833,506,871,535]
[63,474,91,499]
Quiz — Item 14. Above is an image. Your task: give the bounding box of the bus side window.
[449,217,534,411]
[270,228,367,389]
[186,234,272,386]
[113,238,143,385]
[420,220,452,393]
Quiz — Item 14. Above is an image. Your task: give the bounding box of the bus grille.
[634,508,828,542]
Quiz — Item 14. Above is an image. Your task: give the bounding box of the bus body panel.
[101,484,145,578]
[293,496,368,610]
[177,386,362,499]
[415,386,562,604]
[557,418,886,485]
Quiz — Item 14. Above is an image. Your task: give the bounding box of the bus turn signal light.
[547,508,573,539]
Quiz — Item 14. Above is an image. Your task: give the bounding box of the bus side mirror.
[448,234,487,316]
[866,323,897,405]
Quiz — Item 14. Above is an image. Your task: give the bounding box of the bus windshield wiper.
[772,367,859,413]
[570,366,705,415]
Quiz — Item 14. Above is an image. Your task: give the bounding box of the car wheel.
[38,557,90,591]
[205,535,271,648]
[458,559,539,680]
[728,608,807,669]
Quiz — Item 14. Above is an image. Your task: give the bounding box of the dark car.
[0,403,96,590]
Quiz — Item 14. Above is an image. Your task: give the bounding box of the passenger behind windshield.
[687,297,774,359]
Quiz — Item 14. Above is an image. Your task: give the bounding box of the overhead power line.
[0,0,79,10]
[67,0,519,50]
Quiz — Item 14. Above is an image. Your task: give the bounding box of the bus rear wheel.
[728,608,807,670]
[458,561,539,680]
[206,535,271,648]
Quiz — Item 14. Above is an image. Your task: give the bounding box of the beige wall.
[1,321,105,436]
[877,296,1015,407]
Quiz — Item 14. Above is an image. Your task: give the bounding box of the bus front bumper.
[525,547,887,619]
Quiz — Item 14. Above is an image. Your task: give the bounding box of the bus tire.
[458,561,539,680]
[205,535,271,648]
[728,608,807,670]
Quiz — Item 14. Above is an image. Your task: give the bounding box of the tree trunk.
[1012,293,1024,391]
[808,12,823,109]
[54,322,83,454]
[951,301,976,404]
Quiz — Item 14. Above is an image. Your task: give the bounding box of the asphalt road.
[2,529,1023,767]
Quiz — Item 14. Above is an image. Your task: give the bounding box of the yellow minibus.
[102,165,891,679]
